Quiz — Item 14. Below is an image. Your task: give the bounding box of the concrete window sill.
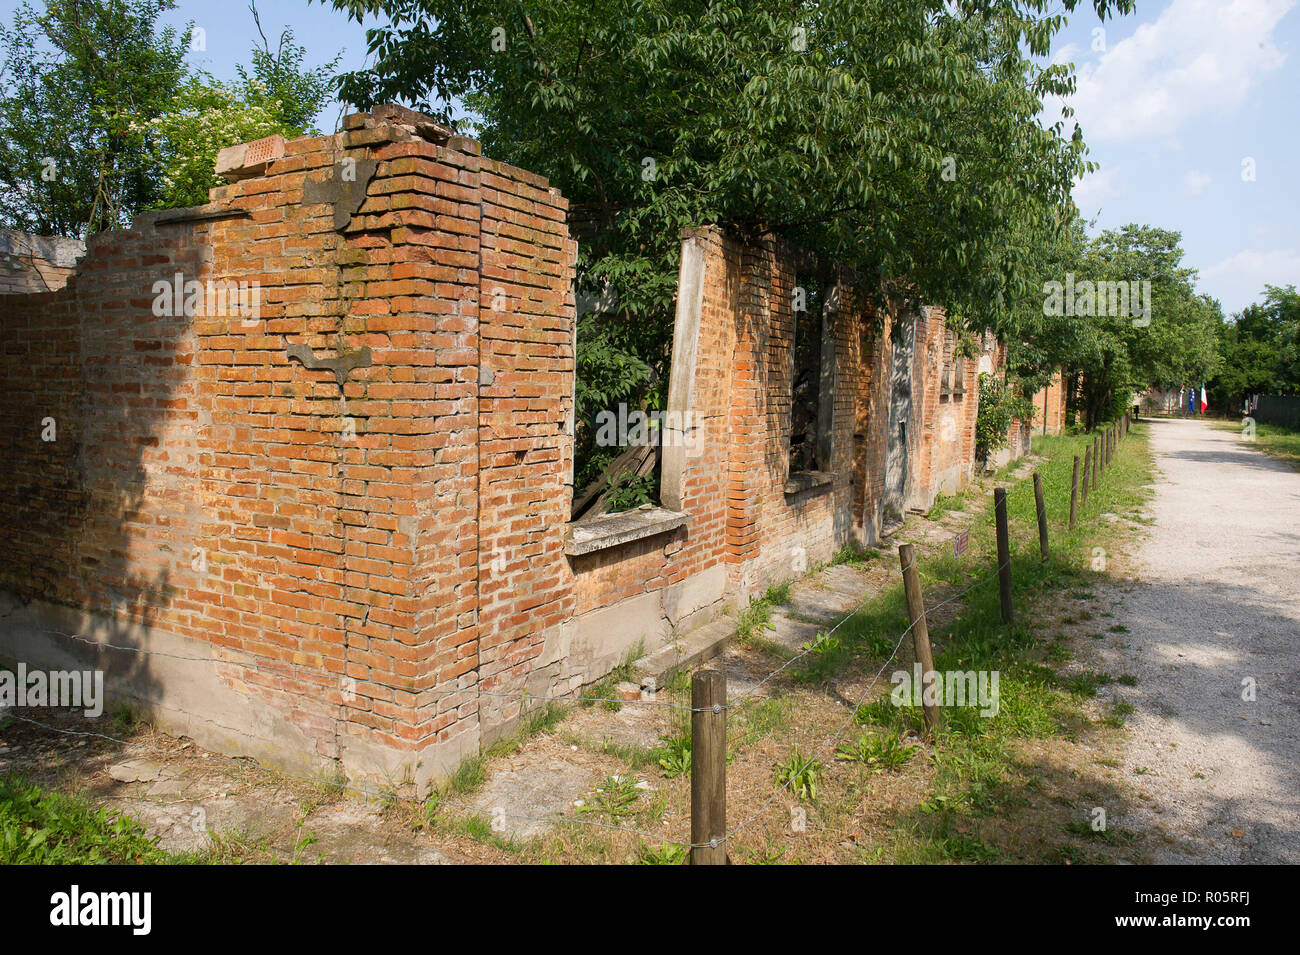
[783,470,834,496]
[564,506,689,556]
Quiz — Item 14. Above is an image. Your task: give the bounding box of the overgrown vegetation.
[0,774,189,864]
[602,472,655,513]
[0,0,340,234]
[736,582,794,644]
[1209,285,1300,412]
[326,0,1144,481]
[975,373,1037,463]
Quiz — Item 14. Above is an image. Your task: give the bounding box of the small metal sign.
[954,530,969,558]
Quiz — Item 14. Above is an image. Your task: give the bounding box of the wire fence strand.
[3,439,1121,857]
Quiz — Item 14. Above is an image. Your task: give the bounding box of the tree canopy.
[324,0,1140,478]
[0,0,341,235]
[0,0,189,235]
[1210,285,1300,411]
[328,0,1135,320]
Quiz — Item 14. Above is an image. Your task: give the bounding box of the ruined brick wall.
[560,225,880,682]
[473,153,579,729]
[701,231,860,594]
[1,115,996,784]
[0,109,578,785]
[0,231,85,294]
[912,308,979,506]
[981,339,1031,470]
[1031,369,1068,434]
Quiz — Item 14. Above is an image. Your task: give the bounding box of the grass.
[0,774,196,864]
[584,640,647,711]
[5,422,1154,866]
[736,581,794,643]
[1214,418,1300,470]
[651,734,691,778]
[774,746,822,801]
[576,774,645,821]
[926,490,969,521]
[830,541,880,568]
[433,701,569,802]
[836,730,918,771]
[828,424,1155,862]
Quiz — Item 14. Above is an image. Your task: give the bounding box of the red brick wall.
[912,309,980,506]
[1031,369,1068,434]
[0,118,994,782]
[474,154,578,725]
[0,110,580,782]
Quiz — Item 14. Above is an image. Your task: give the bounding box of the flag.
[1200,384,1208,414]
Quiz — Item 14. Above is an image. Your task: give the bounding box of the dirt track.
[1105,417,1300,863]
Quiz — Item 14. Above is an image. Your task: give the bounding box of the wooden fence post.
[1094,435,1103,485]
[898,543,940,736]
[1033,472,1050,561]
[1080,446,1091,508]
[994,487,1014,624]
[690,669,727,865]
[1069,455,1080,530]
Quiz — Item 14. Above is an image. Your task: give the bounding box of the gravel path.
[1105,417,1300,863]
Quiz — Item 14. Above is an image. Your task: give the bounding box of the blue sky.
[1045,0,1299,317]
[4,0,1296,315]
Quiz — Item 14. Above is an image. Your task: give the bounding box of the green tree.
[0,0,190,236]
[1211,285,1300,410]
[0,0,341,232]
[148,77,286,210]
[999,220,1222,430]
[239,2,340,133]
[151,11,341,210]
[322,0,1134,476]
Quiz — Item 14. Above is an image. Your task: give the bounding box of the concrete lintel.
[564,506,688,556]
[783,470,835,496]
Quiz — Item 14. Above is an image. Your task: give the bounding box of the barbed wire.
[721,619,916,845]
[4,433,1127,857]
[1,711,711,850]
[725,556,917,709]
[2,545,1014,855]
[719,551,1017,846]
[717,430,1138,846]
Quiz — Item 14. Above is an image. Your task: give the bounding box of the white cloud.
[1202,247,1300,310]
[1204,247,1300,281]
[1073,164,1125,214]
[1182,169,1212,195]
[1051,42,1081,67]
[1060,0,1294,145]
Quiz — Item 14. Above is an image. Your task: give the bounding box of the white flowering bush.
[150,79,287,209]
